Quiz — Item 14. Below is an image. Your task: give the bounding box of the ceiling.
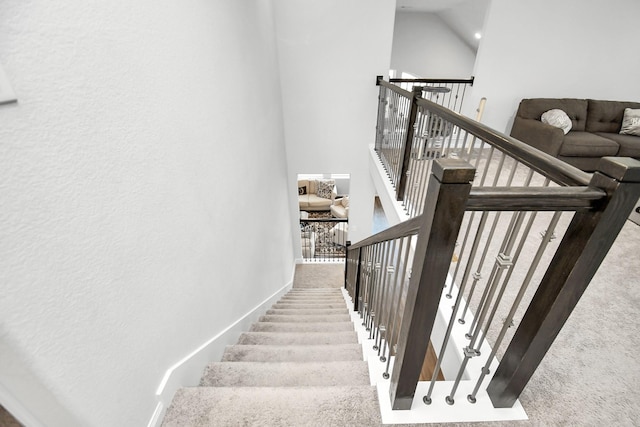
[396,0,489,51]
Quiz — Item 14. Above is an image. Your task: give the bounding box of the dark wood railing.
[347,77,640,411]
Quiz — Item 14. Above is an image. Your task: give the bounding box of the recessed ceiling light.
[474,32,482,39]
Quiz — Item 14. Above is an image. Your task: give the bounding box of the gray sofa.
[510,98,640,171]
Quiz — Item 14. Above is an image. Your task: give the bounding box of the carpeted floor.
[0,405,23,427]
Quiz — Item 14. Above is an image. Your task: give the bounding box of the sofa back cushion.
[586,99,640,133]
[517,98,588,131]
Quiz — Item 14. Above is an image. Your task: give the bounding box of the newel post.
[390,158,475,410]
[396,86,423,202]
[487,157,640,408]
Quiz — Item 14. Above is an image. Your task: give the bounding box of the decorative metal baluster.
[384,236,412,379]
[379,239,400,363]
[467,210,560,403]
[359,248,371,324]
[462,153,517,332]
[445,211,520,405]
[368,246,382,339]
[458,151,507,323]
[447,210,476,298]
[374,241,392,353]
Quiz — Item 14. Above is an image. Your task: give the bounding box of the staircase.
[161,265,382,426]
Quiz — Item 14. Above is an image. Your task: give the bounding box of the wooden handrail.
[413,97,592,187]
[348,215,422,251]
[466,186,606,211]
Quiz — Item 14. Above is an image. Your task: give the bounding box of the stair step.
[236,331,357,346]
[276,300,346,305]
[221,344,363,362]
[280,293,344,300]
[265,308,348,316]
[271,303,347,309]
[259,314,351,323]
[199,360,370,387]
[162,386,380,427]
[249,321,354,333]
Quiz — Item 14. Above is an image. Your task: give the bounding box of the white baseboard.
[147,265,295,427]
[0,383,45,427]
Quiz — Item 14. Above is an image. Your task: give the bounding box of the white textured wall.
[274,0,396,243]
[0,1,294,426]
[391,12,476,79]
[466,0,640,132]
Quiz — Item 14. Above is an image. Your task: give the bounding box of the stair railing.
[300,217,348,262]
[349,78,640,411]
[389,76,474,115]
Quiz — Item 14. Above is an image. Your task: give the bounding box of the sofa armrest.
[510,117,565,157]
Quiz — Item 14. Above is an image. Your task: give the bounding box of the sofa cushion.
[586,100,640,133]
[558,131,619,157]
[595,132,640,157]
[316,179,335,199]
[298,194,310,208]
[307,194,333,208]
[307,180,318,194]
[620,108,640,136]
[517,98,588,131]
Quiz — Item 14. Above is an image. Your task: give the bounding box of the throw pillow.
[541,109,572,134]
[620,108,640,136]
[316,180,335,199]
[298,186,307,195]
[342,196,350,207]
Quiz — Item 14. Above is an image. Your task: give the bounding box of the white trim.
[368,144,409,227]
[0,382,45,427]
[341,270,528,424]
[147,264,296,427]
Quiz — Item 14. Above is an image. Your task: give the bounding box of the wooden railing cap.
[597,157,640,183]
[433,158,476,183]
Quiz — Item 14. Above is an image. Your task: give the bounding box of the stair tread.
[266,308,348,315]
[221,344,363,362]
[271,303,347,309]
[237,331,357,346]
[259,314,351,323]
[162,386,380,427]
[250,322,354,332]
[200,360,370,387]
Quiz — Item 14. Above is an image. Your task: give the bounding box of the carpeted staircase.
[161,266,382,426]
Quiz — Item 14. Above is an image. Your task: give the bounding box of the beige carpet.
[161,264,380,426]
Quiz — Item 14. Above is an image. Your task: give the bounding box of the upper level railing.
[347,77,640,412]
[300,217,348,262]
[389,76,474,115]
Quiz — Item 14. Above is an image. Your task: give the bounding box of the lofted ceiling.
[396,0,490,51]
